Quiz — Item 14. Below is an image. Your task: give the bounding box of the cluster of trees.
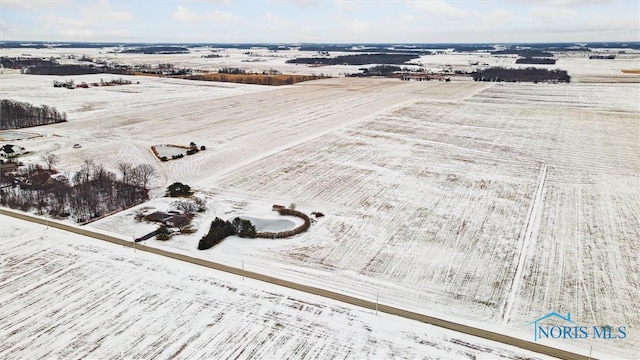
[471,67,570,83]
[24,64,133,76]
[116,162,157,190]
[286,53,418,66]
[219,67,247,74]
[197,217,256,250]
[186,142,205,155]
[515,58,556,64]
[589,55,616,59]
[358,65,402,76]
[1,99,67,130]
[1,56,55,69]
[166,182,193,197]
[0,160,152,222]
[171,198,206,214]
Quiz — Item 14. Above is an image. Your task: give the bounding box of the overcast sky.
[1,0,638,43]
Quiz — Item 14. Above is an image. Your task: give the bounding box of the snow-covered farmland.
[1,50,639,358]
[81,78,640,357]
[210,83,638,357]
[0,215,555,360]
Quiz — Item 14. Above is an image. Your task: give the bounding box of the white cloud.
[37,1,135,41]
[515,0,612,5]
[334,0,358,12]
[346,19,370,36]
[487,8,513,23]
[278,0,321,9]
[172,5,235,23]
[0,0,70,10]
[530,6,577,22]
[83,0,135,22]
[0,18,9,34]
[41,13,89,28]
[411,0,469,19]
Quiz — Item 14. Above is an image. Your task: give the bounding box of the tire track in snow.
[501,163,547,324]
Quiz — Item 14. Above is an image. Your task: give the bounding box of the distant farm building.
[0,144,26,158]
[272,204,286,211]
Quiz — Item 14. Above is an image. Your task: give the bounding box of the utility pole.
[375,292,379,315]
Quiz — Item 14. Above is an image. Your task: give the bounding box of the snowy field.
[1,49,639,358]
[0,215,555,360]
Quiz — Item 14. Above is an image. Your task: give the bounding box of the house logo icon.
[529,312,627,341]
[529,312,574,341]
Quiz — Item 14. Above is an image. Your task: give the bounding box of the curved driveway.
[0,208,593,360]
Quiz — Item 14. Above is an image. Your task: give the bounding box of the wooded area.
[286,53,418,66]
[1,99,67,130]
[472,67,570,83]
[0,161,152,223]
[515,58,556,64]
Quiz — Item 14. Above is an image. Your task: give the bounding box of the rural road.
[0,208,593,360]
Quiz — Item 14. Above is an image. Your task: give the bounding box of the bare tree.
[40,153,59,171]
[117,162,132,184]
[134,164,157,190]
[194,197,206,212]
[172,200,197,214]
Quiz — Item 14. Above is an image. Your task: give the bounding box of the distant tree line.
[471,67,570,83]
[1,56,54,68]
[120,46,189,54]
[0,160,151,222]
[1,56,135,76]
[491,49,554,57]
[515,58,556,64]
[1,99,67,130]
[219,67,247,74]
[589,55,616,59]
[24,64,132,76]
[286,53,418,66]
[184,73,325,86]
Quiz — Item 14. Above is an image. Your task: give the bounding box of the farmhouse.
[0,144,26,158]
[145,211,189,228]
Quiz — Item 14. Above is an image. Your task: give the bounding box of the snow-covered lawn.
[1,215,557,360]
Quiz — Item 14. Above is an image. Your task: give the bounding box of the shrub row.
[257,209,311,239]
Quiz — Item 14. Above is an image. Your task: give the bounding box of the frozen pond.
[154,145,187,158]
[233,215,297,232]
[0,131,39,141]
